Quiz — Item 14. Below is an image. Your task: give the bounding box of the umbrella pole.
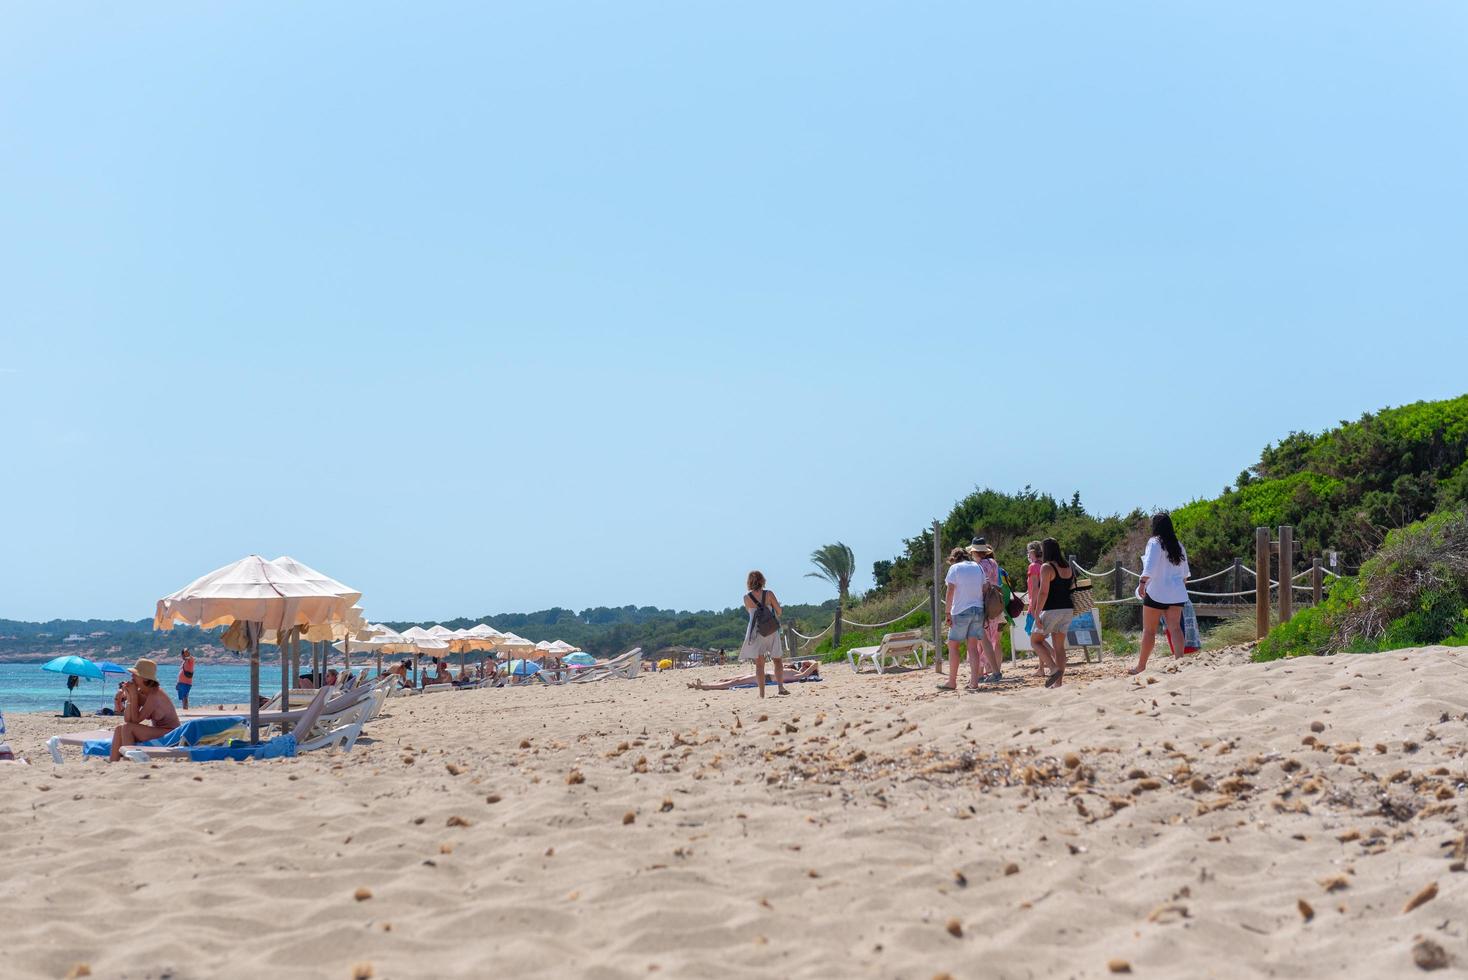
[376,651,382,678]
[345,636,351,674]
[248,622,261,744]
[280,628,292,713]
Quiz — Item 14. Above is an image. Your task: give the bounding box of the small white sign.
[1329,550,1339,568]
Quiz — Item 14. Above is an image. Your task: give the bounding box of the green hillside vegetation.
[863,395,1468,663]
[1257,508,1468,660]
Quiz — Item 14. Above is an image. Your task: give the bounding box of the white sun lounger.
[848,629,931,673]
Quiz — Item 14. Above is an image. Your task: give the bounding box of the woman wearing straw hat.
[107,658,180,762]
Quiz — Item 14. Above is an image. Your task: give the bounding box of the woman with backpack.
[1129,512,1192,675]
[1029,538,1075,689]
[740,570,788,698]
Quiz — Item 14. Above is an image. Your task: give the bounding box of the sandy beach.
[2,648,1465,979]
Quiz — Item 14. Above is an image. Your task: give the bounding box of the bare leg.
[1030,633,1054,674]
[755,655,766,698]
[1049,632,1068,686]
[944,640,961,689]
[1131,606,1165,674]
[110,723,166,762]
[984,619,1003,675]
[1163,606,1186,658]
[773,658,787,695]
[966,636,983,687]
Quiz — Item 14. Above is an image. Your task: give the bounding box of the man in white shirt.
[941,548,994,690]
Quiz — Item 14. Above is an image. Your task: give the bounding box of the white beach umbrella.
[381,628,449,687]
[154,555,351,742]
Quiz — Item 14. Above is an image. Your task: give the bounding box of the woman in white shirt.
[1129,512,1191,675]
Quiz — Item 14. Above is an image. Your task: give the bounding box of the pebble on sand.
[1412,937,1449,971]
[354,887,373,901]
[1107,959,1132,974]
[1297,899,1314,922]
[352,964,374,979]
[945,918,963,938]
[623,810,636,825]
[64,966,91,979]
[1403,882,1438,914]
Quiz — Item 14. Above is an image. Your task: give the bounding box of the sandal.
[935,684,957,691]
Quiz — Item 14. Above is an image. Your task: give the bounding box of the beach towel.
[81,716,247,758]
[179,734,297,762]
[727,675,824,690]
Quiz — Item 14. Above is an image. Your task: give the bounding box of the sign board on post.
[1329,550,1339,569]
[1009,610,1103,657]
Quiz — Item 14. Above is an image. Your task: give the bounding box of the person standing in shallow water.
[739,571,787,698]
[176,648,196,709]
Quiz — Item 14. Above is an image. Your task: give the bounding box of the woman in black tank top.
[1031,539,1075,689]
[1043,562,1074,610]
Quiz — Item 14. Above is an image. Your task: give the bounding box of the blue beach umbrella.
[563,652,596,667]
[98,662,131,677]
[41,655,105,681]
[506,659,541,677]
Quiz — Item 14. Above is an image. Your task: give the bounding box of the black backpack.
[750,591,780,637]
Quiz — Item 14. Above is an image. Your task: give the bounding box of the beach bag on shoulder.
[983,582,1005,621]
[1070,575,1095,615]
[751,591,780,637]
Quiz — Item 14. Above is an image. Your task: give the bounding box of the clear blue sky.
[2,2,1464,622]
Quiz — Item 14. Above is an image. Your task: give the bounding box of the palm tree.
[807,542,856,645]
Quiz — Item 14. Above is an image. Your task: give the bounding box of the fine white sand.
[2,647,1465,979]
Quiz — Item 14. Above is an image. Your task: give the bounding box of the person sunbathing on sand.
[108,659,180,763]
[687,661,820,691]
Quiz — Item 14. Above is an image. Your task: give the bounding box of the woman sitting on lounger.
[108,658,180,763]
[688,661,820,691]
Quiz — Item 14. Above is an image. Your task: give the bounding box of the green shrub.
[1377,588,1465,651]
[1255,605,1335,661]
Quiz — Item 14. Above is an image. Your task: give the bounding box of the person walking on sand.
[108,658,180,762]
[1129,512,1192,675]
[968,538,1005,681]
[940,548,994,691]
[1030,538,1075,688]
[1023,541,1054,679]
[739,571,787,698]
[176,648,196,709]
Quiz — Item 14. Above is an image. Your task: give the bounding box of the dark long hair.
[1151,511,1185,565]
[1040,538,1068,568]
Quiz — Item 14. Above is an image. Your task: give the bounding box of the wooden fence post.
[1255,528,1271,640]
[1312,557,1323,606]
[1278,526,1294,624]
[1113,560,1124,602]
[931,520,943,660]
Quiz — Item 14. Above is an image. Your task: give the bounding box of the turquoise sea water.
[0,662,265,715]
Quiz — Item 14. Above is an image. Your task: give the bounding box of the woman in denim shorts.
[940,548,994,690]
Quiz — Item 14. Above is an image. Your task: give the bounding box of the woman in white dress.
[739,570,787,698]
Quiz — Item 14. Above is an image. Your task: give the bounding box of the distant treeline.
[0,600,842,662]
